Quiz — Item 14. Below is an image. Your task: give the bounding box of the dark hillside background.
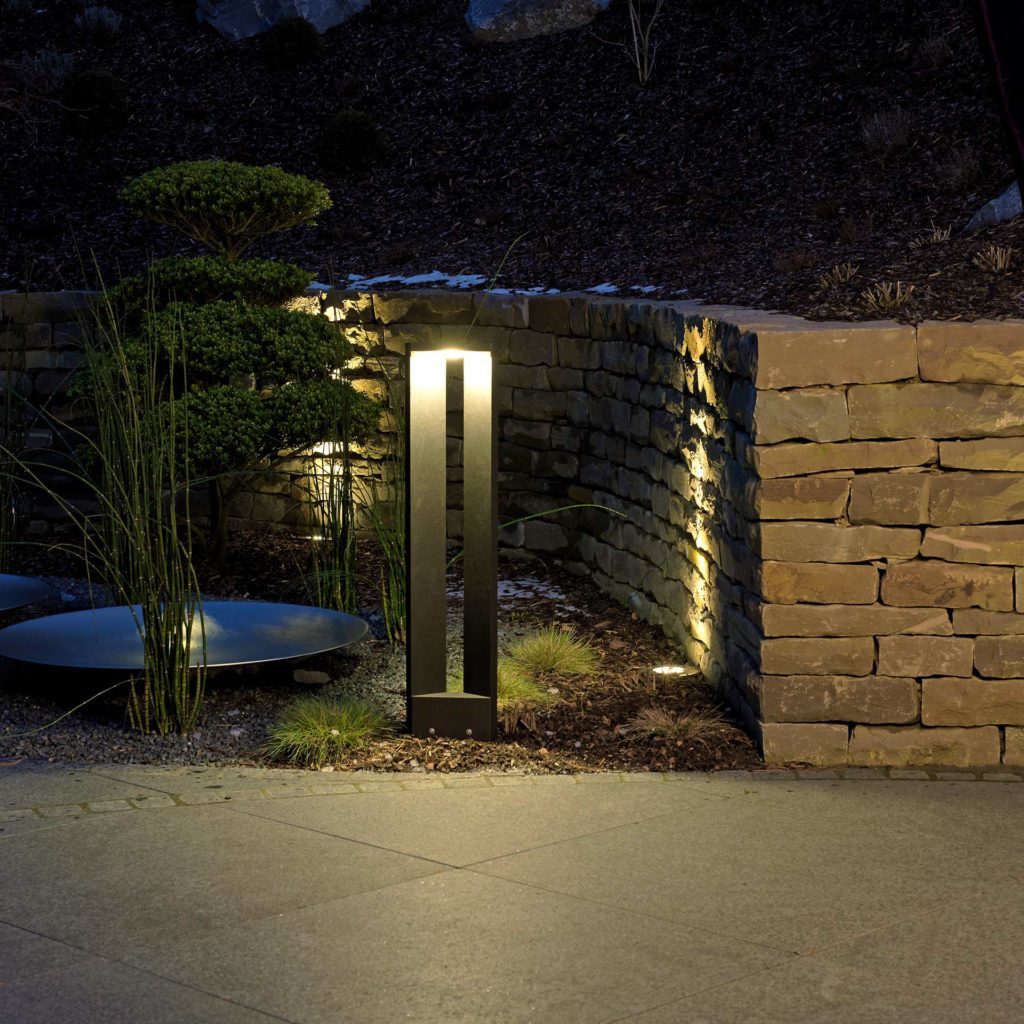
[1,0,1020,319]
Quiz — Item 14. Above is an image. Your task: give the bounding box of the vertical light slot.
[407,350,448,697]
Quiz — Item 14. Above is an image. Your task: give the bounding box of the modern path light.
[406,340,497,741]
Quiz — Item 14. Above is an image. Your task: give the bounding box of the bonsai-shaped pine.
[121,160,330,263]
[108,160,379,562]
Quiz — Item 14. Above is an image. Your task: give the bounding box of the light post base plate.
[410,692,495,741]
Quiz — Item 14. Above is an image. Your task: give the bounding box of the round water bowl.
[0,574,50,614]
[0,601,368,672]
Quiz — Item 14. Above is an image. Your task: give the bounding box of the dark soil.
[2,0,1022,321]
[0,533,759,773]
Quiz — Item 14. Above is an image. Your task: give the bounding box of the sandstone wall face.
[9,288,1024,769]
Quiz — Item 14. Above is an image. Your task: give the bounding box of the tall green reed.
[2,282,206,734]
[356,359,405,645]
[87,289,206,734]
[0,315,28,573]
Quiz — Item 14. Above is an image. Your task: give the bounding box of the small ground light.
[651,664,700,688]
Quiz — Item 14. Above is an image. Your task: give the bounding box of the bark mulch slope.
[2,0,1022,321]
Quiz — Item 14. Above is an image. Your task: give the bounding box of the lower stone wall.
[8,286,1024,769]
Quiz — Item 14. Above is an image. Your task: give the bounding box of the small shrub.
[318,109,386,173]
[264,697,392,767]
[817,262,859,292]
[909,222,951,249]
[26,49,74,94]
[75,6,122,46]
[506,625,599,677]
[860,280,915,314]
[108,256,314,311]
[62,69,129,135]
[942,146,981,191]
[259,16,323,68]
[630,706,723,743]
[973,244,1016,275]
[121,161,331,261]
[860,108,914,156]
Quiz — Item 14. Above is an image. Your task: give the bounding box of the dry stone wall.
[9,287,1024,769]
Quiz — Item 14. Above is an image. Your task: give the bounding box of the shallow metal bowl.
[0,574,50,614]
[0,601,368,672]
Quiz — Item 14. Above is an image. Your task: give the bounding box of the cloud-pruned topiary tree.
[107,160,377,562]
[121,160,331,262]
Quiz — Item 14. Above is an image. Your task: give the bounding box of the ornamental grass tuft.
[506,625,599,677]
[629,706,723,743]
[264,697,392,767]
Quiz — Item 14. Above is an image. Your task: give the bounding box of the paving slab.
[0,921,93,986]
[616,887,1024,1023]
[0,957,283,1024]
[0,762,170,811]
[0,802,443,958]
[473,780,1024,954]
[223,778,721,866]
[126,868,789,1024]
[3,762,1022,1024]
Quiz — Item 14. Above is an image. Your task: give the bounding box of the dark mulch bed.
[2,0,1022,321]
[0,533,759,773]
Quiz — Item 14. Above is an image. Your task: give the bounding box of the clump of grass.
[941,146,980,191]
[448,657,557,734]
[909,222,951,249]
[919,33,953,70]
[264,697,392,767]
[973,244,1015,275]
[860,108,914,156]
[506,625,599,677]
[816,262,858,292]
[75,5,122,46]
[25,49,74,94]
[860,280,915,314]
[813,197,841,222]
[772,249,814,275]
[447,658,555,709]
[838,213,874,245]
[630,706,723,743]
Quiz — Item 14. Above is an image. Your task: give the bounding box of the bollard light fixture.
[406,340,497,741]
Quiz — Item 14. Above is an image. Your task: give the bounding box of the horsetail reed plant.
[0,303,29,572]
[102,298,207,733]
[81,287,207,735]
[1,278,207,735]
[305,436,358,614]
[356,356,406,644]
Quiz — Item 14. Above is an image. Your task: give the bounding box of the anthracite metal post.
[406,342,497,740]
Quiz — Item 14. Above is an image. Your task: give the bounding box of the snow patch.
[315,271,677,297]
